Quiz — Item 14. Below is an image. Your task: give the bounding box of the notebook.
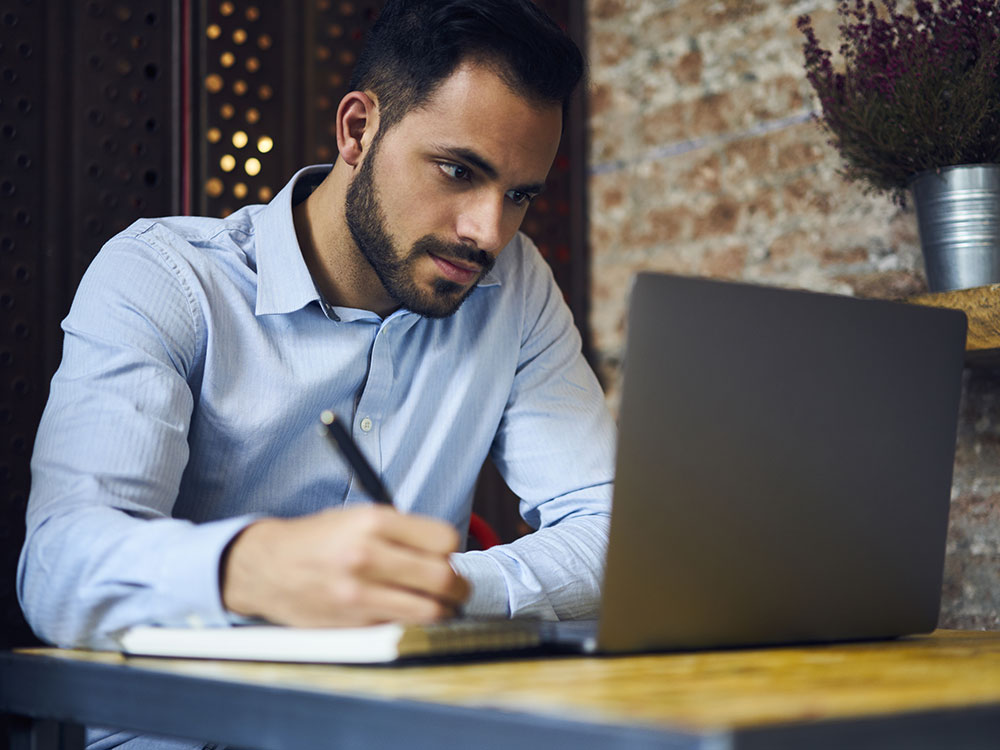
[116,273,968,663]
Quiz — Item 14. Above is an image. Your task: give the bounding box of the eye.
[438,162,471,181]
[506,189,534,207]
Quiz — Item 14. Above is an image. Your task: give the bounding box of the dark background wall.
[0,0,588,649]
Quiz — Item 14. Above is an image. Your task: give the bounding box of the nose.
[455,191,506,255]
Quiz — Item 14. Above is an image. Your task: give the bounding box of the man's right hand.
[220,505,471,627]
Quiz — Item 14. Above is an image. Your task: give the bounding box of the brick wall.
[585,0,999,629]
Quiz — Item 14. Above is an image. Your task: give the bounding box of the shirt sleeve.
[17,232,255,649]
[450,238,617,621]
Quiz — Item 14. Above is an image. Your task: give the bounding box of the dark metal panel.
[69,0,181,280]
[0,0,50,651]
[192,0,291,216]
[304,0,381,165]
[522,0,591,350]
[563,0,592,359]
[0,0,181,650]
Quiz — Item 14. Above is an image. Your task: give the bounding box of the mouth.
[428,253,482,285]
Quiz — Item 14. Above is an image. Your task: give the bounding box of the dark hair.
[348,0,584,133]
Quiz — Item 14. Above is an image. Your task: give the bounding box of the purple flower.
[800,0,1000,200]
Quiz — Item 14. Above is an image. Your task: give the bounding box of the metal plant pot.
[910,164,1000,292]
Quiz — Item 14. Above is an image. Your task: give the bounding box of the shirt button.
[360,417,373,432]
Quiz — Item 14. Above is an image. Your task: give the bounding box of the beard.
[344,137,496,319]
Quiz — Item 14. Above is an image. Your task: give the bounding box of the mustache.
[412,236,495,274]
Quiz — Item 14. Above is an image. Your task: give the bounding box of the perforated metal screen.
[0,3,45,650]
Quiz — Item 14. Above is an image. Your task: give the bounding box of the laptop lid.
[596,273,967,653]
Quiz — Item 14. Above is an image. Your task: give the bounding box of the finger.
[307,578,457,627]
[259,556,461,628]
[356,506,462,555]
[348,534,470,605]
[353,581,460,625]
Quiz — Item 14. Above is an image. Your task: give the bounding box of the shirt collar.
[253,164,331,316]
[252,164,502,318]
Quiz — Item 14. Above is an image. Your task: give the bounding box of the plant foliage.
[798,0,1000,201]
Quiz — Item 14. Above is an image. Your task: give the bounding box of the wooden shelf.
[910,285,1000,366]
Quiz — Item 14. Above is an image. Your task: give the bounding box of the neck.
[292,165,397,315]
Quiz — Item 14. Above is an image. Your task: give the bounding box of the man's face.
[345,61,563,318]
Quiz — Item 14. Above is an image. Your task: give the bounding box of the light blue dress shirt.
[18,165,616,651]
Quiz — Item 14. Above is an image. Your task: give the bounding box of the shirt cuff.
[159,514,261,628]
[449,550,511,618]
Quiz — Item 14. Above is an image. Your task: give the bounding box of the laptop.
[117,273,967,663]
[589,272,967,653]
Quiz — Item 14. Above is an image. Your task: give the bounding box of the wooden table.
[910,285,1000,365]
[2,629,1000,749]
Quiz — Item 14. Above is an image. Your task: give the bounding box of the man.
[19,0,614,666]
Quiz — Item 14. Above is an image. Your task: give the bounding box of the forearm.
[18,504,255,648]
[451,511,609,620]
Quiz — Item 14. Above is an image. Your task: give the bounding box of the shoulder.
[107,209,260,277]
[68,209,262,354]
[84,209,263,305]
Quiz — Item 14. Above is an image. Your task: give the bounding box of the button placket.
[351,319,397,488]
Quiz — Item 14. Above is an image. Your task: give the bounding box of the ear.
[336,91,379,168]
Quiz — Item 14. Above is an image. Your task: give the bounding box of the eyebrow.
[437,146,547,196]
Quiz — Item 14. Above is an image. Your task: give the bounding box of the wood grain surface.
[910,285,1000,357]
[25,629,1000,733]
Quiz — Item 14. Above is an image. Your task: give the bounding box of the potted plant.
[798,0,1000,292]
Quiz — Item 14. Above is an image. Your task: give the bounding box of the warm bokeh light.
[233,182,248,199]
[257,34,272,50]
[245,108,261,124]
[220,52,235,68]
[206,24,222,40]
[205,74,223,93]
[220,154,236,172]
[206,127,222,143]
[205,178,224,197]
[258,85,273,101]
[245,57,260,73]
[246,6,260,21]
[233,28,247,45]
[258,186,273,202]
[219,2,235,17]
[256,135,273,153]
[219,103,235,119]
[244,158,261,176]
[233,79,248,96]
[232,131,248,149]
